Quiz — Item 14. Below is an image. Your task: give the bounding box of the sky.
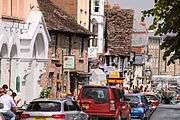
[110,0,154,26]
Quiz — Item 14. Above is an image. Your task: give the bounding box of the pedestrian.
[2,84,8,94]
[0,88,16,120]
[2,84,13,96]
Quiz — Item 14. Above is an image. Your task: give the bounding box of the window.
[82,87,109,103]
[50,34,57,58]
[92,23,98,35]
[93,0,100,12]
[26,101,61,111]
[64,101,77,111]
[16,76,20,92]
[79,38,84,57]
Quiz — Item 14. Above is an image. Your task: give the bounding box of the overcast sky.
[110,0,154,26]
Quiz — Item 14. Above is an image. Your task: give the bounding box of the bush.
[40,87,52,98]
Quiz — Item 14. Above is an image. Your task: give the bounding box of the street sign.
[107,78,124,84]
[88,47,98,58]
[63,56,75,69]
[109,71,120,78]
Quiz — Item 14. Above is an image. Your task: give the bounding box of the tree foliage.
[142,0,180,65]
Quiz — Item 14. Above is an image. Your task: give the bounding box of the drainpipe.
[9,58,12,89]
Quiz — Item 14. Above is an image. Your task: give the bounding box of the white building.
[90,0,105,54]
[0,10,49,103]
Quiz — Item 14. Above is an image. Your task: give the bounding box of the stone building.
[38,0,92,97]
[0,0,49,103]
[147,34,180,76]
[90,0,105,54]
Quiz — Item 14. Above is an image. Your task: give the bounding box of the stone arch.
[32,33,45,58]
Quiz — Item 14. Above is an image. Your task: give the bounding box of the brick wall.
[41,32,89,97]
[50,0,77,19]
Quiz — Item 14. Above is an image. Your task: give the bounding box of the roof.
[105,6,134,56]
[37,0,92,35]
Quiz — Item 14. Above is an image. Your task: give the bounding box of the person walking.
[0,88,16,120]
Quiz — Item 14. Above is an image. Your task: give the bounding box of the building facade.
[50,0,90,30]
[148,34,180,76]
[0,0,49,103]
[90,0,105,54]
[38,0,91,97]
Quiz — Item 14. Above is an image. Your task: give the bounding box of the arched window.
[16,76,20,92]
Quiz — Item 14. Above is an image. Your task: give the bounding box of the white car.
[20,98,88,120]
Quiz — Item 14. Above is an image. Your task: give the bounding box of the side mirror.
[0,103,4,109]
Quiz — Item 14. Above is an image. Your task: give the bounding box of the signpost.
[88,47,98,58]
[107,71,124,84]
[63,55,75,94]
[63,55,75,70]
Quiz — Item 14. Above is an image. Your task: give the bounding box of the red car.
[144,92,160,109]
[78,85,131,120]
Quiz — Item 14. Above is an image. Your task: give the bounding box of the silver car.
[20,98,88,120]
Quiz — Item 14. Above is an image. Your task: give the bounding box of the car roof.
[125,93,145,96]
[31,98,72,102]
[83,85,120,89]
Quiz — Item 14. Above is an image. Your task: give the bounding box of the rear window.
[145,95,158,101]
[26,101,61,112]
[125,96,140,103]
[82,87,108,103]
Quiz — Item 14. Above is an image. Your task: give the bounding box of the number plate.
[33,117,48,120]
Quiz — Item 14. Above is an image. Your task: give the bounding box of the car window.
[112,88,124,100]
[125,96,140,103]
[82,87,108,103]
[141,96,148,104]
[145,95,158,101]
[26,101,61,111]
[64,100,78,111]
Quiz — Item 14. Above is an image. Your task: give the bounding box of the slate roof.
[37,0,92,35]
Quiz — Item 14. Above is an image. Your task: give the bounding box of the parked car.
[20,98,88,120]
[78,85,131,120]
[124,94,152,120]
[144,92,160,109]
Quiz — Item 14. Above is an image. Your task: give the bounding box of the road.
[150,104,180,120]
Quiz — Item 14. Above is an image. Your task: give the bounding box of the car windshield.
[82,87,108,103]
[26,101,61,112]
[125,95,140,103]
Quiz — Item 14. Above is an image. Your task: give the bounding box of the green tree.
[142,0,180,65]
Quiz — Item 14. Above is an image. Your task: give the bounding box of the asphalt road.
[149,104,180,120]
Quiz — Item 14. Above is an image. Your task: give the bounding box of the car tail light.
[110,100,116,111]
[21,113,30,119]
[52,114,65,119]
[122,105,126,110]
